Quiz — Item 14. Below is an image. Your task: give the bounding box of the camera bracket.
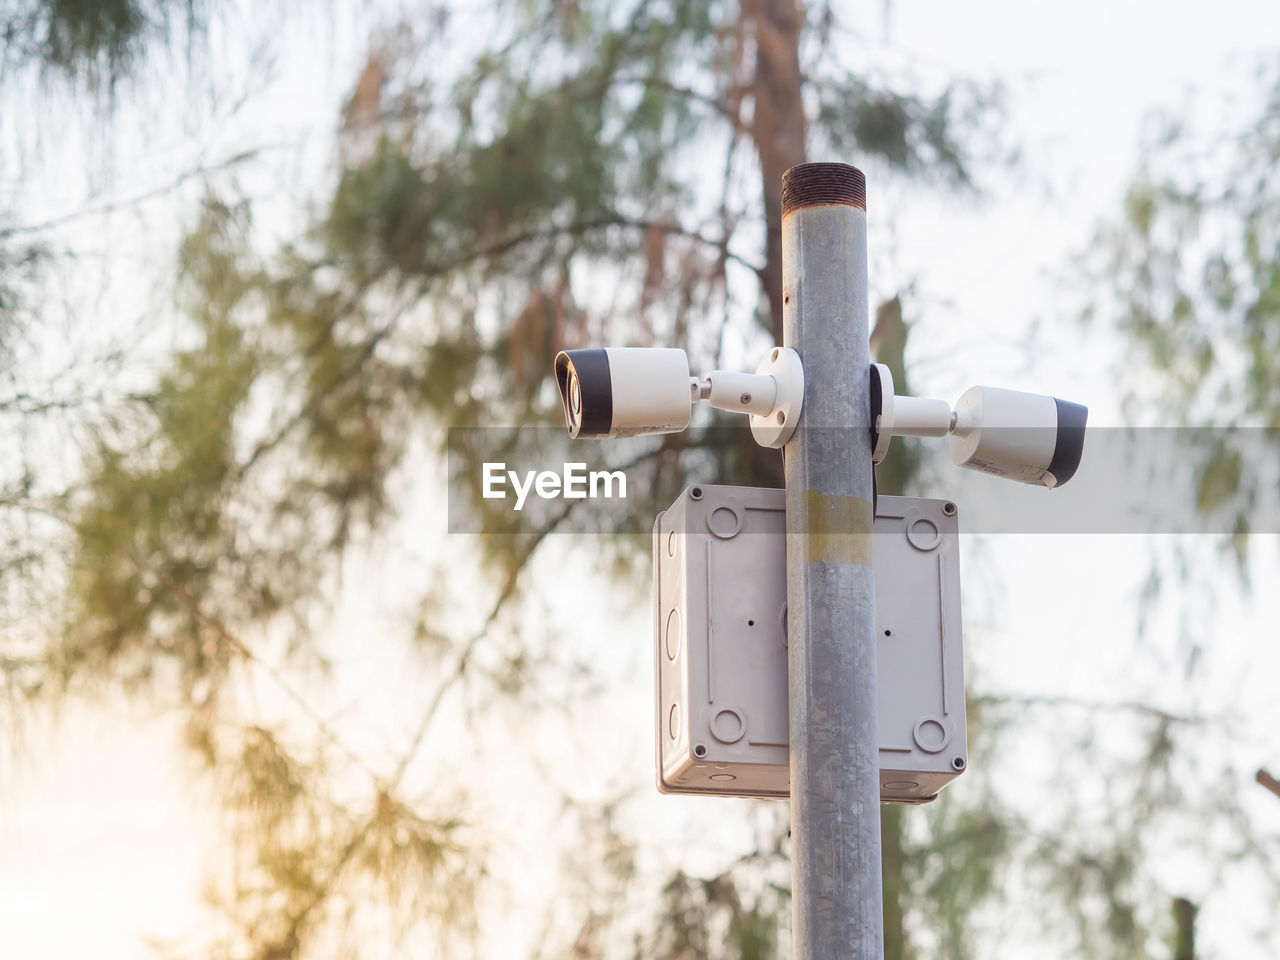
[870,363,954,463]
[690,347,805,449]
[747,347,804,448]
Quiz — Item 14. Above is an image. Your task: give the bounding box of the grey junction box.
[653,484,966,804]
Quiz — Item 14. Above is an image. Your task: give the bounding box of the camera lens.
[568,368,582,433]
[554,348,612,438]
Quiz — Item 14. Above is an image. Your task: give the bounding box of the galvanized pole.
[782,162,883,958]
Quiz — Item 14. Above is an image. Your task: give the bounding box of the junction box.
[653,485,966,804]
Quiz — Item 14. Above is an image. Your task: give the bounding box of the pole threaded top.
[781,162,866,215]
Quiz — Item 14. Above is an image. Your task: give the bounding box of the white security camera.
[554,346,804,448]
[555,348,693,439]
[871,364,1087,488]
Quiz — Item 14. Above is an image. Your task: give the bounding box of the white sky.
[3,1,1280,958]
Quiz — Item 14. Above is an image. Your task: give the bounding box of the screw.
[740,392,751,405]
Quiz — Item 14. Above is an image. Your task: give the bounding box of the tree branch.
[136,552,383,784]
[611,73,745,129]
[273,441,672,949]
[436,213,764,277]
[234,273,411,480]
[1,148,269,239]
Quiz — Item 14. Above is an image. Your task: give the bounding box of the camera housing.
[950,385,1087,488]
[554,347,693,439]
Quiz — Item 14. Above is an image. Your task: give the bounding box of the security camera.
[555,348,693,439]
[871,364,1087,489]
[554,346,804,448]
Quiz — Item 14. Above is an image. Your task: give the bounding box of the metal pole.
[782,162,882,958]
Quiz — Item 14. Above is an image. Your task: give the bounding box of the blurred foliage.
[1074,57,1280,957]
[1083,63,1280,566]
[15,1,1267,959]
[0,0,209,85]
[42,0,1009,951]
[0,0,227,642]
[0,226,43,367]
[815,76,1002,189]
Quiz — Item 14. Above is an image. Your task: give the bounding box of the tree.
[2,0,167,82]
[17,2,1239,958]
[34,2,1014,956]
[1077,58,1280,958]
[1086,63,1280,549]
[0,0,223,702]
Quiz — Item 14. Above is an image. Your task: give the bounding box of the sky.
[3,1,1280,957]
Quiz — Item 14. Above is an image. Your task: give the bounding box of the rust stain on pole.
[800,489,873,567]
[781,162,867,215]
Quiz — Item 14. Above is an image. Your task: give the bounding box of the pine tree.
[18,3,1265,958]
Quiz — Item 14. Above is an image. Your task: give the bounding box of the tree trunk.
[881,805,909,960]
[744,0,807,343]
[1172,897,1197,960]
